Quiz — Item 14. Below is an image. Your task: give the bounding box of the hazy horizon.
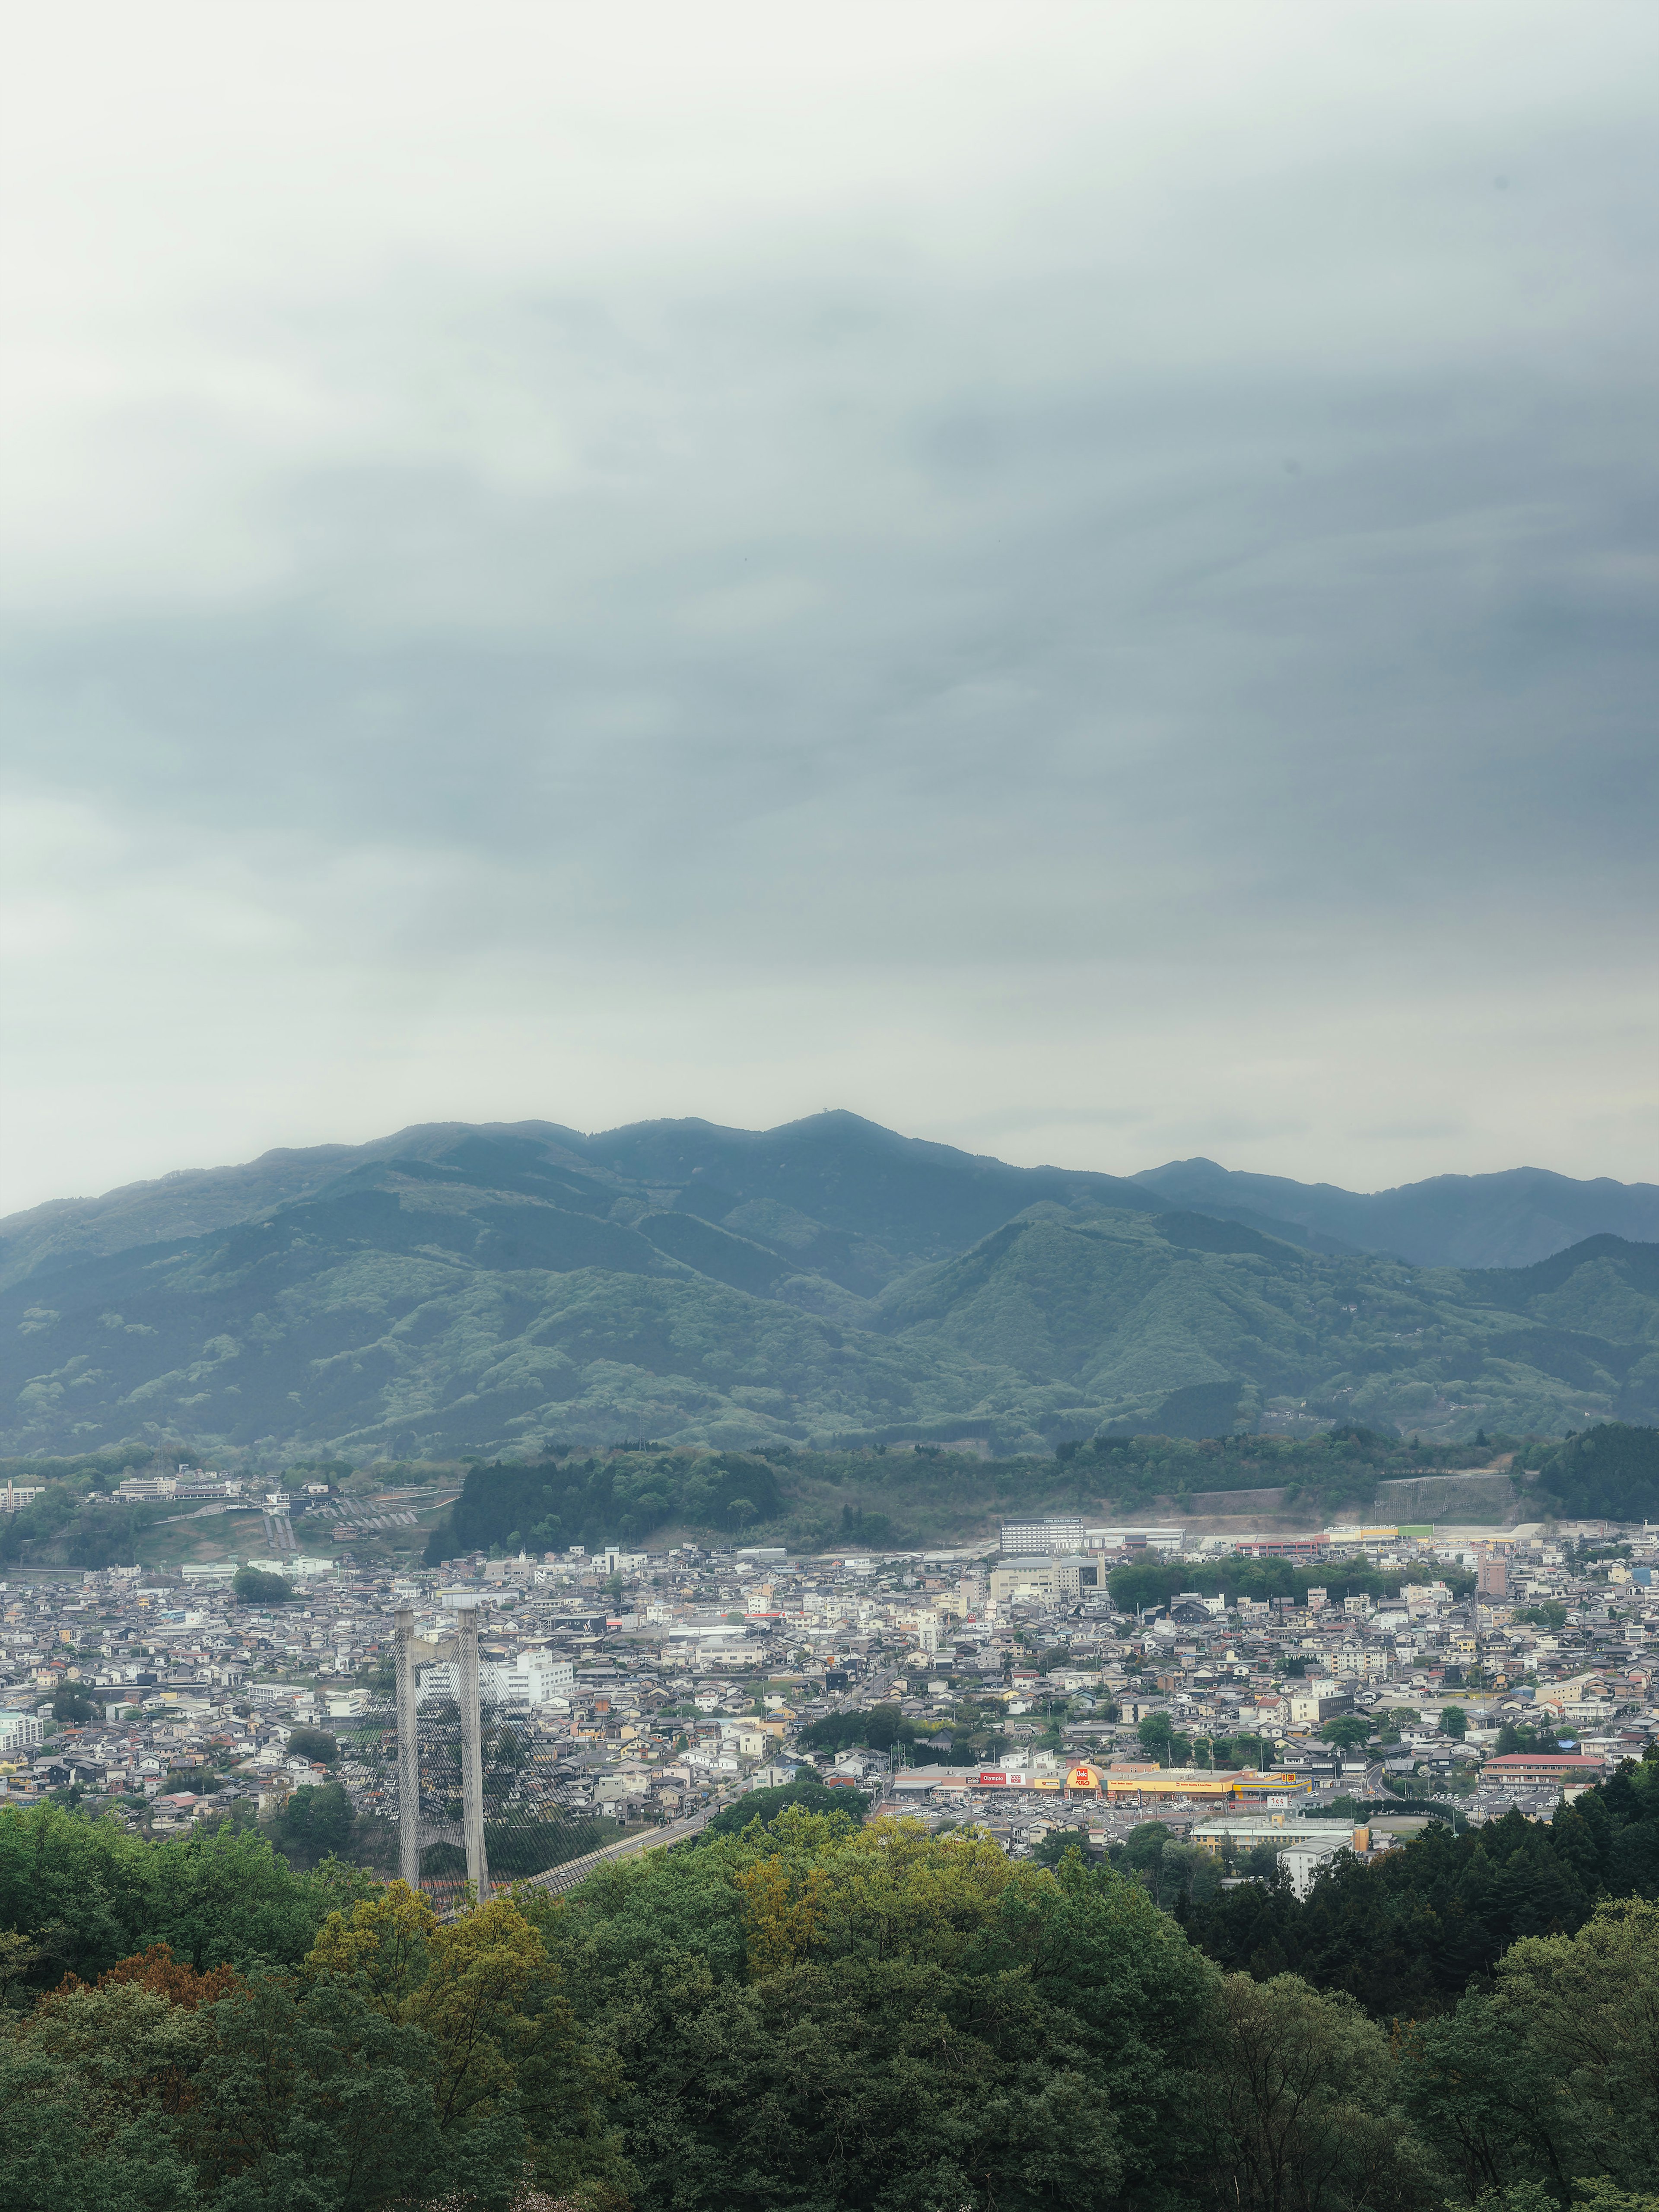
[5,4,1656,1217]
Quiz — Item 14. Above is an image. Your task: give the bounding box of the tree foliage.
[0,1805,359,1990]
[1183,1754,1659,2019]
[1319,1715,1373,1751]
[232,1567,293,1604]
[283,1725,339,1766]
[537,1806,1218,2212]
[1109,1554,1474,1614]
[1402,1898,1659,2203]
[0,1888,620,2212]
[796,1701,903,1756]
[262,1783,355,1872]
[426,1449,783,1562]
[699,1775,872,1840]
[1538,1422,1659,1522]
[3,1760,1659,2212]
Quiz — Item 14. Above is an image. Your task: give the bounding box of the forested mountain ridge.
[12,1111,1657,1288]
[1134,1157,1659,1268]
[0,1110,1169,1294]
[3,1117,1658,1459]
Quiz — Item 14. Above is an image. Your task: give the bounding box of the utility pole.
[445,1594,489,1901]
[394,1606,420,1888]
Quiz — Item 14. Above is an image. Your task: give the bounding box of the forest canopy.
[424,1448,782,1562]
[0,1754,1657,2212]
[1538,1421,1659,1521]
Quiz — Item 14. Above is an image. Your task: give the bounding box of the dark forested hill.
[2,1116,1658,1461]
[1536,1421,1659,1522]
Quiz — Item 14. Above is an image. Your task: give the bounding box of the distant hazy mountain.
[1131,1158,1659,1269]
[3,1113,1656,1460]
[0,1110,1166,1295]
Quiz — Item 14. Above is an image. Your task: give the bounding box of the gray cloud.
[3,3,1657,1208]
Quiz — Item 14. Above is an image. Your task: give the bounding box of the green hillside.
[420,1427,1520,1561]
[2,1121,1658,1461]
[1537,1421,1659,1522]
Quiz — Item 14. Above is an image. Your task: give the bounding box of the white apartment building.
[1000,1520,1086,1555]
[416,1651,575,1707]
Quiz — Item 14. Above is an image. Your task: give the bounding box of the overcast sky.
[3,1,1656,1216]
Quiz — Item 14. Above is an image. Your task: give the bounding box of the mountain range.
[3,1112,1657,1461]
[1130,1157,1659,1268]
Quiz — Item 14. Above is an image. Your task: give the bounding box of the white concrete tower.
[393,1606,421,1888]
[444,1593,490,1901]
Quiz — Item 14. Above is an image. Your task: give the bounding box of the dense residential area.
[3,1489,1655,1856]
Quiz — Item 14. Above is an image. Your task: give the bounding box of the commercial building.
[1191,1816,1363,1851]
[889,1761,1109,1798]
[990,1556,1103,1602]
[1482,1751,1605,1789]
[1084,1527,1185,1553]
[1103,1766,1312,1805]
[1000,1521,1086,1555]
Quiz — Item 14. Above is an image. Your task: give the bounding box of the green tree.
[1400,1989,1572,2203]
[232,1566,292,1604]
[798,1703,904,1756]
[1319,1714,1373,1752]
[1138,1710,1175,1759]
[701,1776,871,1840]
[303,1882,620,2202]
[1441,1706,1469,1740]
[1155,1839,1222,1907]
[541,1807,1216,2210]
[1032,1825,1096,1867]
[0,1804,349,1987]
[1493,1898,1659,2192]
[1204,1971,1437,2212]
[0,1897,620,2212]
[263,1781,354,1871]
[1495,1721,1560,1757]
[1121,1820,1173,1873]
[283,1724,339,1765]
[50,1688,95,1725]
[0,1982,203,2212]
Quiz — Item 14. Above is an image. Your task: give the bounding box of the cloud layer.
[3,1,1657,1209]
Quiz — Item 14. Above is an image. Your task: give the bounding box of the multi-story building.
[999,1521,1085,1556]
[1483,1751,1605,1789]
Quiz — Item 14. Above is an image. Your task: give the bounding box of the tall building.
[1000,1520,1085,1555]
